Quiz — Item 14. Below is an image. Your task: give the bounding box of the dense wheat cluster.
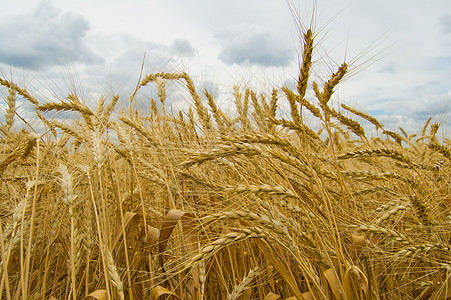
[0,25,450,300]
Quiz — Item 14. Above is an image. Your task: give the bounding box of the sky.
[0,0,450,137]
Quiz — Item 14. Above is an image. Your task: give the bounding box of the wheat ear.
[47,120,85,143]
[204,89,226,134]
[328,108,366,138]
[227,267,261,300]
[5,88,16,130]
[0,185,34,275]
[297,29,313,99]
[37,98,94,116]
[106,250,125,300]
[338,148,413,165]
[409,195,433,226]
[180,143,262,167]
[349,224,412,245]
[322,63,348,104]
[341,103,384,130]
[396,242,451,258]
[137,72,184,88]
[282,87,301,125]
[182,228,265,272]
[428,143,451,161]
[59,165,78,299]
[0,78,38,105]
[383,129,404,144]
[182,73,211,132]
[217,184,297,199]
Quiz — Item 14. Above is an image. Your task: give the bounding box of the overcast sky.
[0,0,450,136]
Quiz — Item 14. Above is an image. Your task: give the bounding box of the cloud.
[17,31,199,104]
[0,1,104,70]
[171,39,196,57]
[411,92,450,119]
[378,61,400,74]
[364,92,450,134]
[214,23,294,67]
[87,32,196,74]
[410,80,440,93]
[439,14,451,34]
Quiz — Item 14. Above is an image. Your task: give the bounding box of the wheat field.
[0,25,450,300]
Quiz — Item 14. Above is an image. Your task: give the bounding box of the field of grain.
[0,26,450,300]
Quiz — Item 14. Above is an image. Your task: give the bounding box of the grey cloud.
[0,1,104,70]
[115,35,195,60]
[171,39,196,57]
[410,80,440,93]
[378,61,400,74]
[439,14,451,34]
[215,23,294,67]
[93,33,196,72]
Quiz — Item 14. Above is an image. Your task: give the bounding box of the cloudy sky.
[0,0,450,136]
